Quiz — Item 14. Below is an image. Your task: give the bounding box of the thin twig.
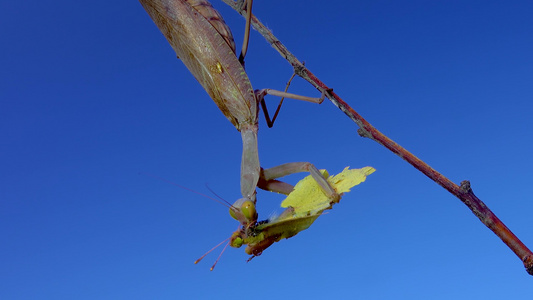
[222,0,533,275]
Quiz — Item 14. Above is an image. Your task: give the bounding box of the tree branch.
[222,0,533,275]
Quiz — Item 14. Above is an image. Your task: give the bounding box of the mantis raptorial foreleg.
[258,162,339,199]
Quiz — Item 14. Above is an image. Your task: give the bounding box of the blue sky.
[2,0,533,299]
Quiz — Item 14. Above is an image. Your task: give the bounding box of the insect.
[139,0,332,216]
[198,166,376,267]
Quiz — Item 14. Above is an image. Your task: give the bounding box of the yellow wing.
[281,166,376,216]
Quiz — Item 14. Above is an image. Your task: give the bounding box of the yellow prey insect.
[195,166,375,268]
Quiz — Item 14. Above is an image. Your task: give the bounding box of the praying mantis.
[139,0,336,221]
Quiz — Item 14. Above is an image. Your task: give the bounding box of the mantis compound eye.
[240,200,257,223]
[229,198,257,223]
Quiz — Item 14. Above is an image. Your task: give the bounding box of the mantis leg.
[238,0,253,64]
[240,125,260,203]
[258,162,339,200]
[256,88,326,128]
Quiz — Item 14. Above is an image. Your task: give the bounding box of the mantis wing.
[139,0,258,130]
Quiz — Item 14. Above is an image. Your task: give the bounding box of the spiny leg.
[258,162,339,201]
[256,175,294,196]
[240,125,260,204]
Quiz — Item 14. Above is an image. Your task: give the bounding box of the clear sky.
[2,0,533,299]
